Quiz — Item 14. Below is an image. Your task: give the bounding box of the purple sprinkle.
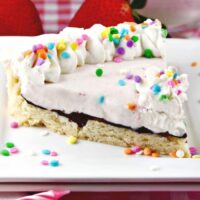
[32,45,37,53]
[36,58,45,66]
[126,73,133,80]
[189,147,199,155]
[134,75,142,83]
[10,121,19,129]
[160,70,164,75]
[126,40,134,48]
[116,47,125,55]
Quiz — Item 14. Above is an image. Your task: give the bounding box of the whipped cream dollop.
[11,19,166,85]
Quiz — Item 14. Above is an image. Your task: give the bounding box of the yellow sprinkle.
[165,70,173,77]
[101,28,109,39]
[113,34,120,39]
[192,155,200,158]
[57,43,66,52]
[68,136,78,144]
[70,42,78,51]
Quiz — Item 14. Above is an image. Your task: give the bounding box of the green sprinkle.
[108,34,113,42]
[131,35,139,42]
[96,68,103,77]
[161,28,168,38]
[159,94,168,101]
[110,27,119,34]
[6,142,15,148]
[1,149,10,156]
[144,48,154,58]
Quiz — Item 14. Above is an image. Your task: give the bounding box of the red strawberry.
[69,0,134,28]
[0,0,43,36]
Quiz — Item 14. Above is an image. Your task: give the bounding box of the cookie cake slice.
[5,19,190,157]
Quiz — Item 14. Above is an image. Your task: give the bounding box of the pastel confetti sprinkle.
[57,42,66,52]
[68,136,78,144]
[191,61,198,67]
[131,35,139,42]
[61,51,70,59]
[152,84,161,94]
[166,70,173,77]
[96,68,103,77]
[134,75,142,83]
[51,151,58,157]
[152,152,160,157]
[41,160,49,166]
[42,149,51,155]
[1,149,10,156]
[176,90,182,95]
[36,58,45,66]
[116,47,125,55]
[144,147,152,156]
[47,54,52,59]
[176,150,185,158]
[192,155,200,159]
[127,103,137,111]
[71,42,78,51]
[110,27,119,34]
[126,40,134,48]
[47,43,55,50]
[76,38,83,45]
[144,48,154,58]
[98,96,105,104]
[118,79,126,86]
[159,94,168,101]
[82,34,88,40]
[10,147,19,154]
[131,146,141,153]
[113,56,122,63]
[126,73,133,80]
[5,142,15,148]
[189,147,198,155]
[161,28,168,38]
[124,148,134,155]
[50,160,60,167]
[10,121,19,129]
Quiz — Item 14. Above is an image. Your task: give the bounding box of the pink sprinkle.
[131,146,141,153]
[168,80,175,88]
[76,38,83,45]
[113,56,122,63]
[177,90,182,95]
[41,160,49,166]
[51,151,58,157]
[82,34,88,40]
[10,147,19,154]
[189,147,198,155]
[10,121,19,129]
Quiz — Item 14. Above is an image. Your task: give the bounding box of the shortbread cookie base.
[6,67,190,157]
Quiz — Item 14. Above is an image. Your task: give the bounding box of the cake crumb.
[191,61,198,67]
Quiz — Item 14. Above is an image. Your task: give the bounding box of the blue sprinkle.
[50,160,59,167]
[42,149,51,155]
[47,54,52,59]
[47,43,55,50]
[118,79,126,86]
[120,28,129,38]
[61,51,70,59]
[173,73,178,79]
[98,96,105,104]
[113,38,120,46]
[152,84,161,94]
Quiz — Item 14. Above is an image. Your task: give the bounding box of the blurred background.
[32,0,200,38]
[1,0,200,38]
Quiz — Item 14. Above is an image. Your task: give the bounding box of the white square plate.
[0,37,200,185]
